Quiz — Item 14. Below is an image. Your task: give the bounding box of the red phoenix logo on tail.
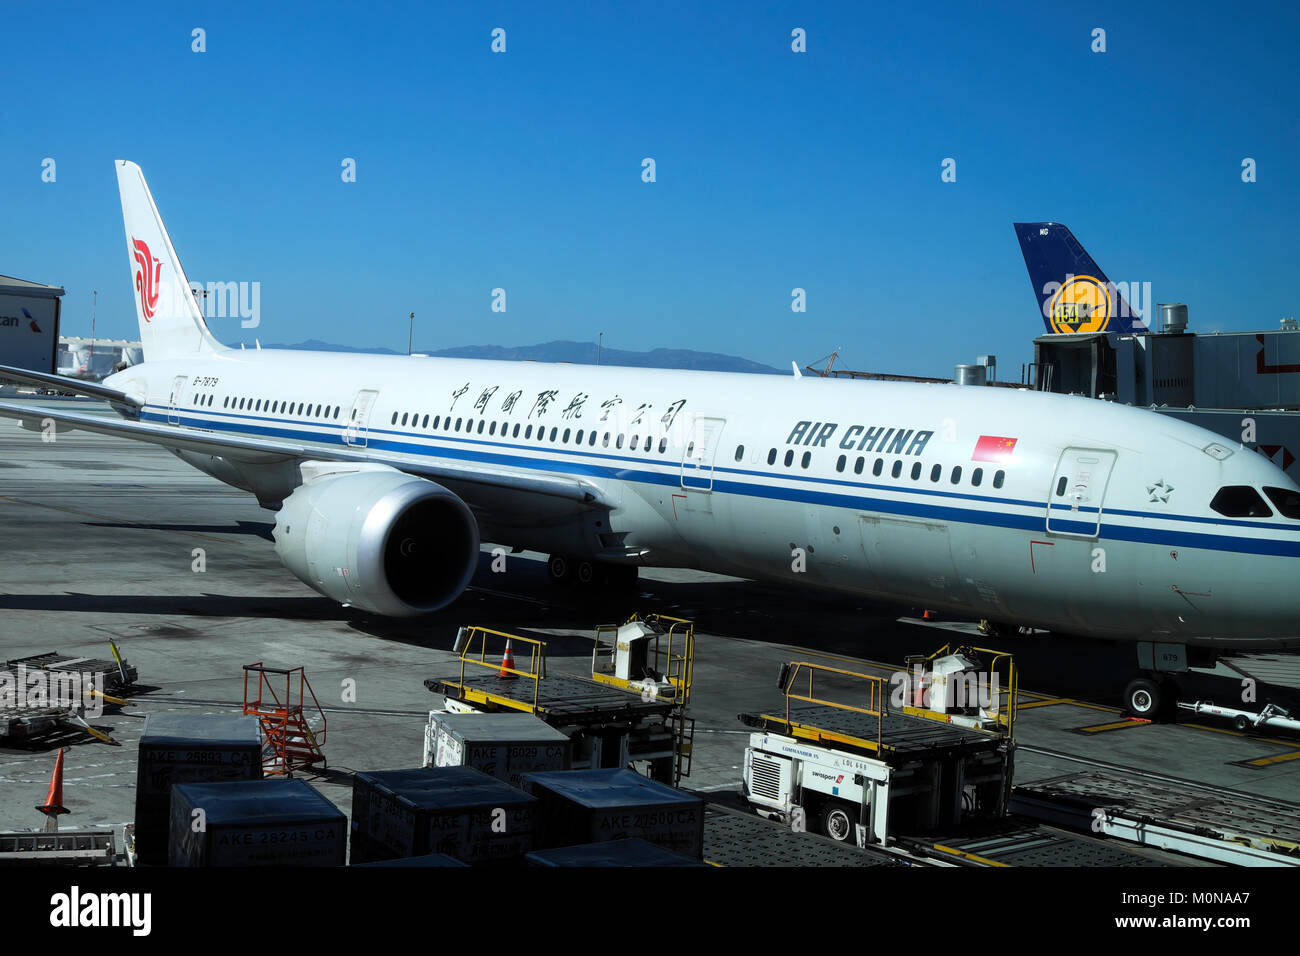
[131,237,161,322]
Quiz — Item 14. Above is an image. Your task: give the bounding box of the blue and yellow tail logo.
[1048,274,1111,334]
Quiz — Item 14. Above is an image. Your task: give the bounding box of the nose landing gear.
[1122,675,1179,720]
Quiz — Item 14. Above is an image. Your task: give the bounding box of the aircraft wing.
[0,363,144,408]
[0,400,608,508]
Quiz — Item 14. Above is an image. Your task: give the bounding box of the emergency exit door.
[1046,447,1117,538]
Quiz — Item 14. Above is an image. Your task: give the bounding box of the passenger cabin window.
[1265,487,1300,518]
[910,462,922,480]
[836,455,846,473]
[951,466,962,484]
[1211,486,1273,518]
[972,467,983,487]
[784,450,794,467]
[855,457,865,475]
[993,470,1005,489]
[801,451,811,469]
[1055,476,1067,496]
[735,445,744,462]
[767,448,777,465]
[930,464,941,482]
[891,461,902,478]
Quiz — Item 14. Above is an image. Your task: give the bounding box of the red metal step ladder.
[242,662,327,775]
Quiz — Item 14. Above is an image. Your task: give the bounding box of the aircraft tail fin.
[1013,222,1146,335]
[115,160,223,361]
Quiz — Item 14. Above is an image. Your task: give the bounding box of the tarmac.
[2,397,1299,852]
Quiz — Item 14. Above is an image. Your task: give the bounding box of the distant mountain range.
[263,339,782,375]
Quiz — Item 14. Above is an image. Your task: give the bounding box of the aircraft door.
[681,417,726,492]
[1046,447,1117,538]
[167,375,187,424]
[344,389,380,447]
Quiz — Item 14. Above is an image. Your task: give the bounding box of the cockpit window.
[1264,487,1300,519]
[1210,486,1273,518]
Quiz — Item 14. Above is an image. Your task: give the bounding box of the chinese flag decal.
[973,435,1018,462]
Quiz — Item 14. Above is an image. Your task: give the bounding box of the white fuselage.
[105,348,1300,646]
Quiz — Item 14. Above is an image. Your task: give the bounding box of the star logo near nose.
[1147,479,1174,503]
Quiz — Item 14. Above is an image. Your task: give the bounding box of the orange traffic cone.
[922,609,935,621]
[37,748,69,829]
[498,640,517,680]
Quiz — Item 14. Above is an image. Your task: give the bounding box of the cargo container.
[525,837,707,867]
[424,711,572,787]
[134,713,262,865]
[350,766,537,865]
[520,768,705,857]
[169,779,346,867]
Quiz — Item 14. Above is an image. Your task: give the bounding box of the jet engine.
[272,464,479,616]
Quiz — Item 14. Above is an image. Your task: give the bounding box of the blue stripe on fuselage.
[143,406,1300,559]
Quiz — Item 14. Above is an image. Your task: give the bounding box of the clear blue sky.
[3,0,1296,376]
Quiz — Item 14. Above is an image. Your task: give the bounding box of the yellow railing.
[456,626,548,713]
[780,661,889,754]
[630,612,695,705]
[920,643,1018,739]
[592,612,695,705]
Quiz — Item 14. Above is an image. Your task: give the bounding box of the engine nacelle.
[272,464,480,617]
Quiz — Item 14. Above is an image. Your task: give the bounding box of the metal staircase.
[242,662,326,775]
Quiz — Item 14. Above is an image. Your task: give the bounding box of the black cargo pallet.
[426,673,674,726]
[740,704,1003,763]
[702,804,900,867]
[5,653,138,691]
[917,822,1166,867]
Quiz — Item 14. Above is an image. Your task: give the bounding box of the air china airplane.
[1,161,1298,719]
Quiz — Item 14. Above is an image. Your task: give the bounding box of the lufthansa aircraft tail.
[116,160,224,361]
[1013,222,1147,335]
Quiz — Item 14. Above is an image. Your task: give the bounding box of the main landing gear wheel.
[546,554,571,584]
[547,554,639,590]
[819,802,856,844]
[1123,676,1178,720]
